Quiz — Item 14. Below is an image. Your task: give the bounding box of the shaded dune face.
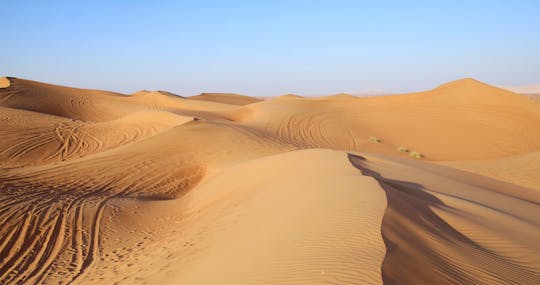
[1,77,540,284]
[348,154,540,285]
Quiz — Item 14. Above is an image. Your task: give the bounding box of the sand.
[0,77,11,88]
[226,78,540,161]
[1,76,539,284]
[188,92,262,105]
[440,151,540,191]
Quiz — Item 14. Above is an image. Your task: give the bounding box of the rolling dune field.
[1,77,539,284]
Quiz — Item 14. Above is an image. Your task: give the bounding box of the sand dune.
[188,92,262,105]
[146,149,387,284]
[0,78,238,122]
[1,77,539,284]
[0,78,129,121]
[0,107,192,168]
[228,78,540,161]
[0,118,292,284]
[274,94,305,99]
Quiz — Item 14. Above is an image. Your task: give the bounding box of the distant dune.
[227,78,540,161]
[499,84,540,102]
[1,76,539,284]
[501,84,540,94]
[188,92,262,105]
[524,93,540,102]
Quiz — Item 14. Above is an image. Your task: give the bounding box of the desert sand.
[188,92,262,105]
[1,76,539,284]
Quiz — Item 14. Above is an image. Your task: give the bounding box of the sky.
[1,0,539,96]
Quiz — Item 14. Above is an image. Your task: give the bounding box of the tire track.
[0,158,206,284]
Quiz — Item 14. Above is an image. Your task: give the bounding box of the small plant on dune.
[397,147,409,152]
[369,136,381,143]
[410,151,423,158]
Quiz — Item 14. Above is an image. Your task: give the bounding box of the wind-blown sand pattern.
[1,76,539,284]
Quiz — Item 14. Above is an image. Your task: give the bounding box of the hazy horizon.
[2,0,539,96]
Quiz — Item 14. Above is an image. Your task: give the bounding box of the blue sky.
[1,0,539,96]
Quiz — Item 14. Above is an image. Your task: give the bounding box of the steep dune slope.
[130,149,387,285]
[4,147,537,284]
[349,153,540,285]
[229,78,540,160]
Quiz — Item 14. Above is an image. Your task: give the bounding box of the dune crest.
[143,149,387,284]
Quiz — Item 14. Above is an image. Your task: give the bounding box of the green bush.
[397,147,409,152]
[369,136,381,143]
[410,151,423,158]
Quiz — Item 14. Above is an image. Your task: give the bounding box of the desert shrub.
[369,136,381,143]
[410,151,423,158]
[397,147,409,152]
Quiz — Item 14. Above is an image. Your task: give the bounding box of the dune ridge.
[142,149,387,284]
[1,77,539,284]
